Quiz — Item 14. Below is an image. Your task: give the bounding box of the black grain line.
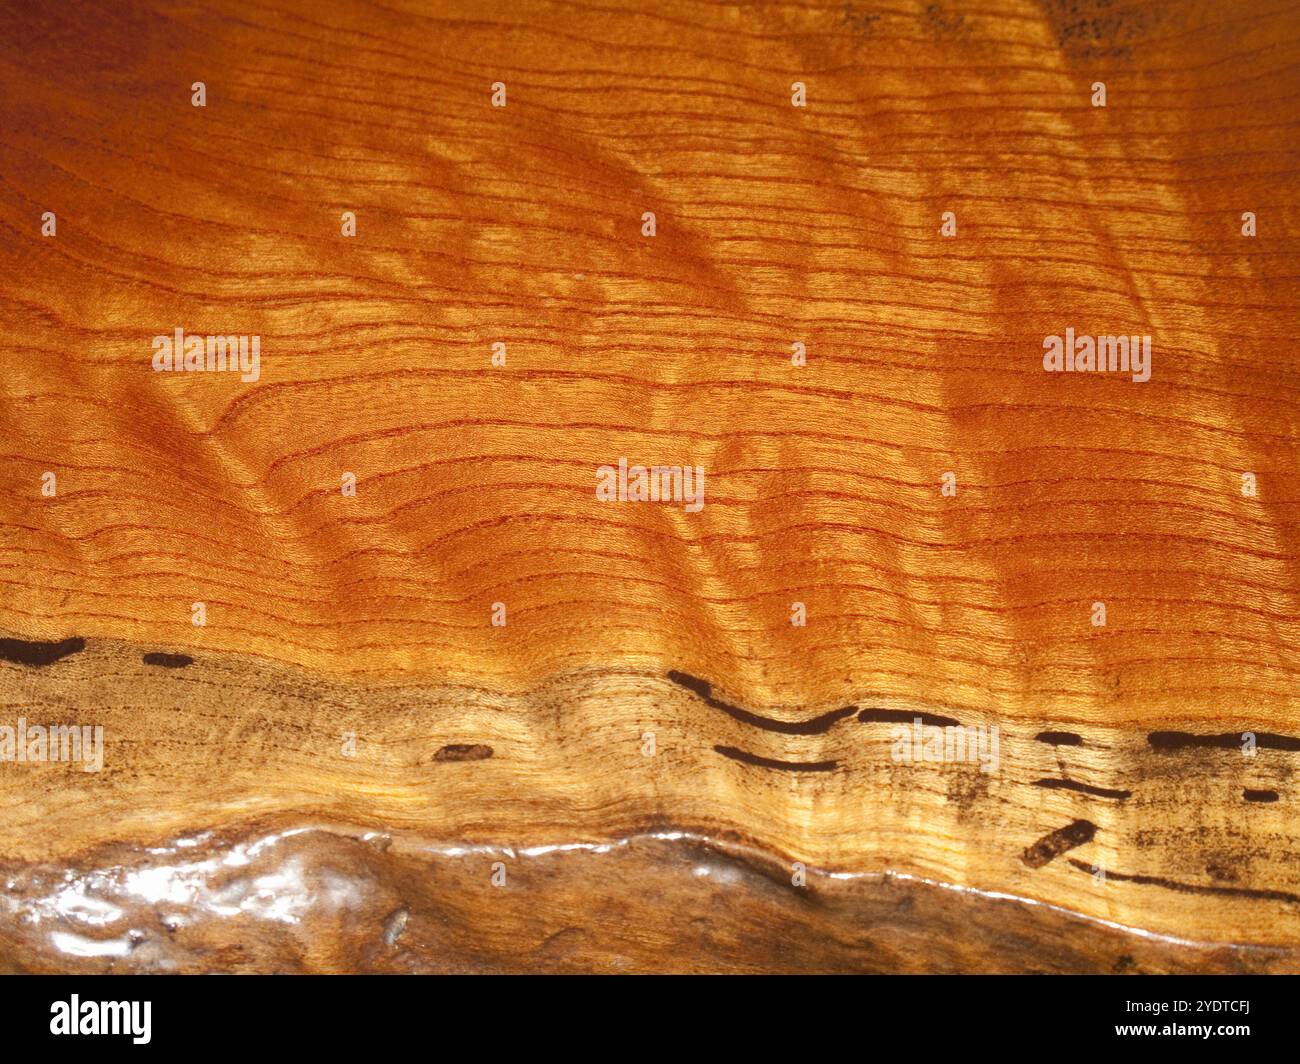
[142,651,193,668]
[713,745,837,773]
[1067,859,1300,905]
[1033,778,1131,800]
[1022,819,1097,868]
[1243,788,1279,803]
[1148,730,1300,752]
[1035,730,1083,746]
[667,670,856,735]
[0,636,85,667]
[858,707,961,728]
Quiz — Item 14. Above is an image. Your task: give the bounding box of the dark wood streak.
[0,636,85,667]
[1148,731,1300,752]
[1033,778,1131,800]
[142,651,194,668]
[1035,731,1083,746]
[1243,788,1279,803]
[667,670,856,735]
[857,708,961,728]
[1022,819,1097,868]
[713,745,838,772]
[1068,859,1300,905]
[433,744,493,762]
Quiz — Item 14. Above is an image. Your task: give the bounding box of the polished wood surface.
[1,0,1298,972]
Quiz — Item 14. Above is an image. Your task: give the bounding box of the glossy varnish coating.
[1,0,1299,972]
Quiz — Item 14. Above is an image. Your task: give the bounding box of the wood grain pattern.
[1,0,1298,972]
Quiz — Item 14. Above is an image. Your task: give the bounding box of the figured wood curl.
[1,0,1298,972]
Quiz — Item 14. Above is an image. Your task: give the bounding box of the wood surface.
[1,0,1299,973]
